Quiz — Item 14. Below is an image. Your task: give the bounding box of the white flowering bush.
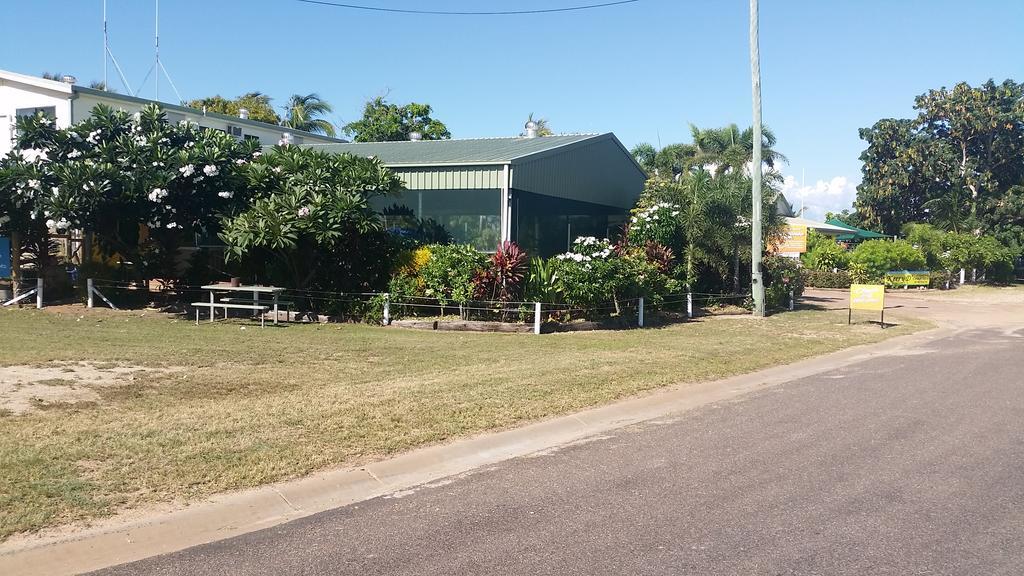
[550,236,670,314]
[218,146,404,295]
[627,201,684,249]
[1,103,257,279]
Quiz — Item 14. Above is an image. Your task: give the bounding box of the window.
[372,189,501,252]
[16,106,56,119]
[244,134,261,143]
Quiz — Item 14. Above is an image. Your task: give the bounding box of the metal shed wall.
[392,166,503,190]
[511,137,645,209]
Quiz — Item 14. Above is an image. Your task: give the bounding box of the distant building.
[0,68,342,158]
[297,133,647,256]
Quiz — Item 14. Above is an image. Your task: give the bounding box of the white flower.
[297,206,311,217]
[179,164,195,177]
[23,148,48,163]
[217,191,234,199]
[148,188,168,202]
[252,151,262,158]
[27,179,40,189]
[203,164,219,177]
[56,218,70,230]
[51,186,60,197]
[234,158,247,165]
[272,166,282,173]
[166,222,178,229]
[67,149,82,159]
[45,219,56,228]
[134,135,147,146]
[86,129,102,144]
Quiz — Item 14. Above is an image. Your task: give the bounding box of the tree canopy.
[856,79,1024,250]
[343,97,451,142]
[186,92,281,124]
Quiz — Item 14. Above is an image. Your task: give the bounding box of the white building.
[0,68,343,157]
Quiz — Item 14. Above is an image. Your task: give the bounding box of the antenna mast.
[103,0,107,90]
[155,0,159,100]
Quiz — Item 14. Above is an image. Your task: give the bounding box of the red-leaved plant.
[473,241,528,305]
[644,241,675,274]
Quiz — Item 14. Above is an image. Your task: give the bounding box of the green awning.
[825,219,888,241]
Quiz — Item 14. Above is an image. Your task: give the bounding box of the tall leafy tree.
[857,79,1024,248]
[343,97,451,142]
[282,93,336,137]
[187,92,281,124]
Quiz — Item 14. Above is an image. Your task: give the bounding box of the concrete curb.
[0,324,949,576]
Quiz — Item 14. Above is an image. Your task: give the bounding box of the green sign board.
[884,270,930,286]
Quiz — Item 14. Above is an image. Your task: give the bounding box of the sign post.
[849,284,886,327]
[776,224,808,254]
[884,270,929,288]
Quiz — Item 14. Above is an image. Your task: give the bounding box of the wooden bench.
[192,302,269,327]
[221,297,295,322]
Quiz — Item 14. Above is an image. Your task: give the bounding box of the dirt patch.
[0,362,172,415]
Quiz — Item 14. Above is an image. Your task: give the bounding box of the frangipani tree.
[219,146,404,297]
[2,104,258,280]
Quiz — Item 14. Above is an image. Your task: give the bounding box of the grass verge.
[0,306,928,540]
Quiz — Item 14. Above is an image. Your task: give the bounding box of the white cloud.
[779,174,858,221]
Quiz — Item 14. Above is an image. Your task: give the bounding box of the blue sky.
[3,0,1023,218]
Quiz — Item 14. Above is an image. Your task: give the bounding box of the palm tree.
[282,93,336,137]
[631,143,658,174]
[689,124,787,174]
[923,187,970,233]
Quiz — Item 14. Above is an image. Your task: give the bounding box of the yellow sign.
[776,224,807,253]
[850,284,885,311]
[884,270,930,286]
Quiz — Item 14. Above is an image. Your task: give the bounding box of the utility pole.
[749,0,765,317]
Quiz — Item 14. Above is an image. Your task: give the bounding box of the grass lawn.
[0,306,929,540]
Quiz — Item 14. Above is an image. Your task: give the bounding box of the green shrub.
[801,231,849,270]
[419,243,487,308]
[849,240,926,281]
[929,270,954,289]
[762,255,805,310]
[551,237,673,315]
[802,268,852,288]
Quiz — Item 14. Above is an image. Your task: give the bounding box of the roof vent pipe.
[524,120,538,138]
[61,75,77,84]
[238,108,249,120]
[409,131,422,141]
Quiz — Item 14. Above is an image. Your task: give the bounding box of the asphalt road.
[93,301,1024,575]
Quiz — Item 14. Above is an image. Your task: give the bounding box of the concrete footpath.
[0,315,951,576]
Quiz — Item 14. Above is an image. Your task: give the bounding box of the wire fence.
[11,277,770,330]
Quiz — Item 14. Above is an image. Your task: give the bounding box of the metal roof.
[72,86,347,143]
[296,134,605,166]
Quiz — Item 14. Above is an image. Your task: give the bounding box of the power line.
[295,0,640,16]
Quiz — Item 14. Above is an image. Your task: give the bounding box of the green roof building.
[300,133,646,256]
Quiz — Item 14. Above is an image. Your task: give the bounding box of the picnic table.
[194,284,287,327]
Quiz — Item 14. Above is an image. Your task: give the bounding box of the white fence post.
[87,278,94,308]
[382,293,390,325]
[789,290,794,311]
[534,302,541,335]
[36,277,43,309]
[687,292,693,318]
[638,297,644,327]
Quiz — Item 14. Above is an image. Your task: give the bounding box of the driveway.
[89,286,1024,575]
